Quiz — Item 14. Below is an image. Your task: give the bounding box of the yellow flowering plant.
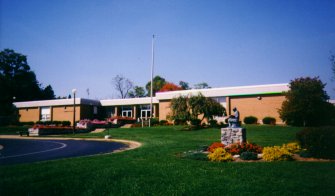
[207,147,234,162]
[282,142,301,153]
[262,146,293,161]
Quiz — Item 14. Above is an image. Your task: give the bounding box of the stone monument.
[221,127,246,146]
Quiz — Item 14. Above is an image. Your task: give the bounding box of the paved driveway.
[0,139,126,165]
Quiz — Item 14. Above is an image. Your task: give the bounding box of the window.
[141,109,151,119]
[40,107,51,121]
[122,110,132,117]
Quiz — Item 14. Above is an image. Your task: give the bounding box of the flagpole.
[150,34,155,127]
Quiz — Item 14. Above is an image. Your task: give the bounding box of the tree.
[203,97,227,120]
[179,81,190,90]
[188,93,207,120]
[145,75,166,96]
[159,82,183,92]
[41,85,55,100]
[170,93,226,123]
[194,82,211,89]
[112,75,133,99]
[169,96,190,122]
[0,49,55,124]
[279,77,334,126]
[129,86,146,98]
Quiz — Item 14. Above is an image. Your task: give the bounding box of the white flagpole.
[150,34,155,127]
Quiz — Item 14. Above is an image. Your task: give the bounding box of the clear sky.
[1,0,335,99]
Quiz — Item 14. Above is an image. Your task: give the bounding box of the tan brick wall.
[18,107,40,122]
[159,100,171,121]
[52,106,81,125]
[229,95,285,124]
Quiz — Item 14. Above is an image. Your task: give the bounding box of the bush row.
[36,121,71,126]
[243,116,276,125]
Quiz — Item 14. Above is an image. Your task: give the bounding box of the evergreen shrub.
[240,151,258,160]
[262,117,276,125]
[296,126,335,159]
[243,116,258,124]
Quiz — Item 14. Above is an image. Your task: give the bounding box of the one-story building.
[14,99,101,125]
[14,83,290,125]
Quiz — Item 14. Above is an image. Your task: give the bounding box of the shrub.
[62,121,71,126]
[207,147,233,162]
[150,118,159,126]
[52,121,62,126]
[159,120,168,126]
[262,146,292,161]
[174,119,187,125]
[296,126,335,159]
[207,142,225,153]
[208,119,218,127]
[240,151,258,160]
[262,117,276,125]
[190,118,201,126]
[225,142,263,155]
[243,116,258,124]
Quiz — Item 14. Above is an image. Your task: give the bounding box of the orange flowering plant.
[207,142,225,153]
[225,142,263,155]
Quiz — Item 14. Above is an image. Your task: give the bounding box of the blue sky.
[1,0,335,99]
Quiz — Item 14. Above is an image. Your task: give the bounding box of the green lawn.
[1,125,335,195]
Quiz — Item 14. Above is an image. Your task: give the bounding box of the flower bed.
[183,141,331,162]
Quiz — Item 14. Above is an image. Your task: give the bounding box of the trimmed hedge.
[243,116,258,124]
[296,126,335,159]
[36,121,71,126]
[262,117,276,125]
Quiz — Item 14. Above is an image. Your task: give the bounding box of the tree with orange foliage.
[159,82,183,92]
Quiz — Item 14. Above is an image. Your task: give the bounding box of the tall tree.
[128,86,146,98]
[194,82,211,89]
[41,85,56,100]
[145,75,166,96]
[179,81,190,90]
[112,75,133,99]
[279,77,334,126]
[0,49,55,124]
[159,82,183,92]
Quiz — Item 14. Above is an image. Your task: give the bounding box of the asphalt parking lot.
[0,138,126,165]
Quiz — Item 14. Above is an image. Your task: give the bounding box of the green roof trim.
[228,92,284,97]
